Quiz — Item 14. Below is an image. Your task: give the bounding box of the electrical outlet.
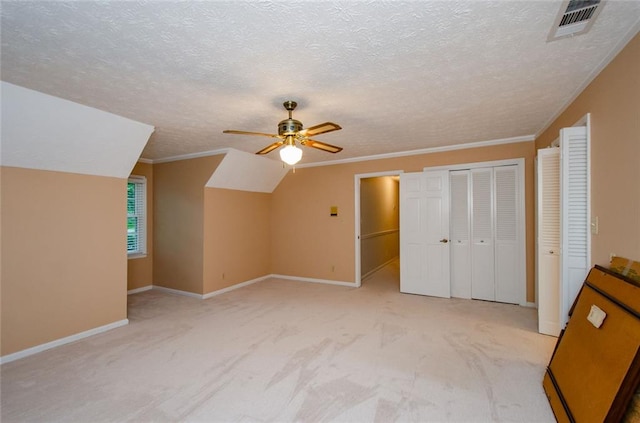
[591,216,599,234]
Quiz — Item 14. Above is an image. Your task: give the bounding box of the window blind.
[127,176,146,255]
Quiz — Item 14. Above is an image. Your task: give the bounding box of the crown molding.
[535,18,640,139]
[142,148,230,164]
[139,135,535,167]
[295,135,535,168]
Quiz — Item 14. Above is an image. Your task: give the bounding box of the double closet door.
[400,163,522,305]
[536,125,590,336]
[450,165,520,304]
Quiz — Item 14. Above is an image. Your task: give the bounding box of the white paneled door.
[400,171,450,298]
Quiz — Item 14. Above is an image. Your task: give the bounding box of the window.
[127,176,146,257]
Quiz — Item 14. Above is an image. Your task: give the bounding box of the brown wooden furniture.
[543,265,640,423]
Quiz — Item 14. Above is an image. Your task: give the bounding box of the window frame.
[127,175,147,259]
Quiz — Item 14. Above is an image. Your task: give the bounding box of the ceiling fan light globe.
[280,145,303,165]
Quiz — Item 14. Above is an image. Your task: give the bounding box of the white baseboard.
[202,275,271,299]
[0,273,353,365]
[152,285,203,299]
[149,274,355,300]
[271,274,356,287]
[0,319,129,365]
[127,285,152,295]
[361,256,399,281]
[538,321,560,337]
[522,301,537,308]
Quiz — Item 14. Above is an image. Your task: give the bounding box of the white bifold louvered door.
[560,126,590,326]
[494,166,519,304]
[471,168,495,301]
[450,170,471,299]
[464,165,519,303]
[537,148,561,336]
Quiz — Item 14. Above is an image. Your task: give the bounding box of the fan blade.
[301,138,343,153]
[299,122,341,137]
[223,130,281,139]
[256,141,284,155]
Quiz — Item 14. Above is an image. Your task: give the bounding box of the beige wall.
[271,141,537,301]
[360,176,400,277]
[1,34,636,359]
[0,166,127,356]
[270,163,356,282]
[203,188,271,293]
[153,155,223,294]
[127,162,154,290]
[536,33,640,267]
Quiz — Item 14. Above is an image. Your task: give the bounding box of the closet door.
[424,170,451,299]
[537,148,561,336]
[400,172,429,295]
[450,170,471,299]
[400,171,450,298]
[471,168,495,301]
[560,126,590,326]
[494,165,519,304]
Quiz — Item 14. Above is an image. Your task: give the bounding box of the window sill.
[127,253,148,260]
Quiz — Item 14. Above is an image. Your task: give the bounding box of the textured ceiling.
[2,1,639,164]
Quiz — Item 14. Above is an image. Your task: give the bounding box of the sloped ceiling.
[1,82,154,178]
[206,149,288,193]
[1,1,639,165]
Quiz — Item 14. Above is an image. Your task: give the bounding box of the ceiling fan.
[223,100,343,165]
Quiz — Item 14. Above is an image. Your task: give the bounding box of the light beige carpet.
[1,261,557,422]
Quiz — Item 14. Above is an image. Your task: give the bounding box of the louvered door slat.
[450,171,470,242]
[495,166,517,242]
[472,169,493,241]
[541,150,561,252]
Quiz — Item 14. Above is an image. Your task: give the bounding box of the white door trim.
[425,158,527,306]
[423,158,524,173]
[354,170,404,287]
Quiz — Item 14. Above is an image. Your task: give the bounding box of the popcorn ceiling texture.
[1,1,639,163]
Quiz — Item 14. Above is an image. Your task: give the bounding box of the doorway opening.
[354,170,403,288]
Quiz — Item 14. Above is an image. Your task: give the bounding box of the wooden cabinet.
[543,265,640,422]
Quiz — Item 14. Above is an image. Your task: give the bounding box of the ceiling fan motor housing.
[278,118,303,136]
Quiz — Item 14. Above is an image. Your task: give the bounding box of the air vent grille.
[548,0,603,41]
[560,1,599,26]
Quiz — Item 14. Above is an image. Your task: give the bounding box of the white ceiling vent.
[548,0,604,41]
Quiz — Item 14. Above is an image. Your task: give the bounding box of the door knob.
[440,238,449,243]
